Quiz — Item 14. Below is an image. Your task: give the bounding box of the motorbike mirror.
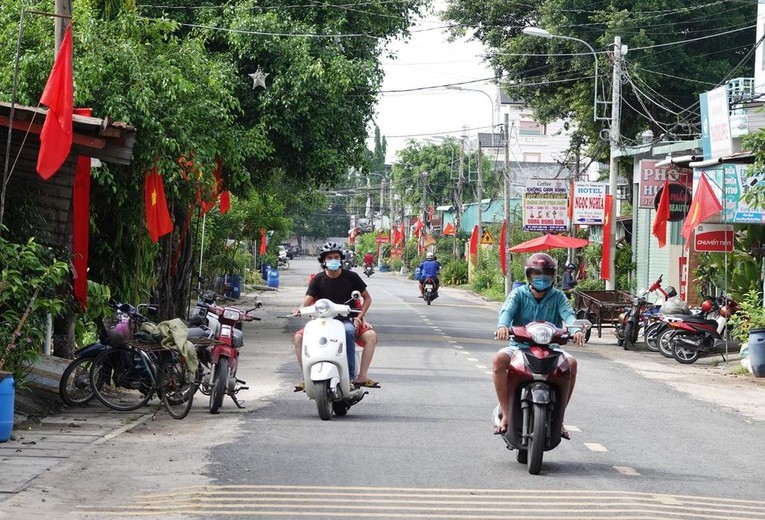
[351,290,361,300]
[571,319,592,331]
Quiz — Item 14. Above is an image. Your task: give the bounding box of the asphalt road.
[2,258,765,519]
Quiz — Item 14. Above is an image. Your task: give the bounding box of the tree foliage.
[443,0,757,168]
[0,0,427,320]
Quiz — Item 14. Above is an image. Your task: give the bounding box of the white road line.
[584,443,608,452]
[452,345,463,349]
[613,466,640,476]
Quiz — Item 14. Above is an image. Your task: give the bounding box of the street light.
[444,85,497,146]
[521,27,600,122]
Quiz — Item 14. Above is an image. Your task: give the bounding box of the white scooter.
[296,291,367,420]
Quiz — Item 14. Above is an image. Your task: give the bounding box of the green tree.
[443,0,756,171]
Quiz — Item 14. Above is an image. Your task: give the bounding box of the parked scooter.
[195,299,262,413]
[615,275,670,350]
[422,276,439,305]
[294,291,369,420]
[668,295,738,364]
[492,319,590,475]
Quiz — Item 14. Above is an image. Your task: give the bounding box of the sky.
[367,7,496,164]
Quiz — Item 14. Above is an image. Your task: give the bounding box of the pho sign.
[694,224,733,252]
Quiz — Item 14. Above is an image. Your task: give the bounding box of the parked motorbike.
[364,263,374,277]
[615,275,667,350]
[422,276,439,305]
[492,319,590,475]
[195,299,262,413]
[189,289,222,338]
[294,291,369,420]
[668,295,738,364]
[278,257,290,270]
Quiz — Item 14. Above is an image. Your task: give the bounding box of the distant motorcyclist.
[363,251,374,268]
[561,263,578,293]
[418,251,441,298]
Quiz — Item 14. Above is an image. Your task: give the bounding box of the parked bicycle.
[88,306,201,419]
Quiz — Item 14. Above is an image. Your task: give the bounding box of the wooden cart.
[572,290,632,339]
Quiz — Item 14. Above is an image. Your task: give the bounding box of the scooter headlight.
[223,309,239,320]
[526,322,556,345]
[314,299,334,318]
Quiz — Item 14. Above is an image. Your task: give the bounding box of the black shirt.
[306,270,367,305]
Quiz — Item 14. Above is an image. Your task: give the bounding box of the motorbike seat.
[681,314,717,323]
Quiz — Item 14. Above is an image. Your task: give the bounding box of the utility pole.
[54,0,73,52]
[504,113,512,296]
[420,171,428,254]
[477,140,483,242]
[606,36,623,290]
[454,140,465,258]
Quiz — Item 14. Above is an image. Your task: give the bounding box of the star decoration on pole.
[248,67,269,89]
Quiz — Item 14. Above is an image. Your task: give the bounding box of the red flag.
[219,191,231,214]
[37,25,74,179]
[392,225,402,246]
[413,218,423,238]
[71,108,92,309]
[259,228,267,254]
[652,180,671,248]
[72,155,90,308]
[469,225,478,264]
[499,219,507,276]
[601,194,612,281]
[144,168,173,242]
[681,173,722,247]
[442,222,456,236]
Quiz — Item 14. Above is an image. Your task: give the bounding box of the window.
[519,120,546,135]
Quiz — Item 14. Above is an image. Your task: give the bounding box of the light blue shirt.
[497,284,579,344]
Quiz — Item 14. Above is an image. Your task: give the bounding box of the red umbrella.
[509,234,589,253]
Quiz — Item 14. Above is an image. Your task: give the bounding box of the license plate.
[425,284,433,290]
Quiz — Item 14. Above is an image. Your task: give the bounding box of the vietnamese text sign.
[638,159,692,208]
[523,179,569,232]
[572,182,606,224]
[694,164,765,223]
[700,86,733,160]
[694,224,734,252]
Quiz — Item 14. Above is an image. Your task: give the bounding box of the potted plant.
[727,289,765,376]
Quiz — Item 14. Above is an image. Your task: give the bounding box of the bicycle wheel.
[59,356,96,406]
[90,346,154,411]
[159,355,195,419]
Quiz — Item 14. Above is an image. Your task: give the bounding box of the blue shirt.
[497,284,578,344]
[418,259,441,278]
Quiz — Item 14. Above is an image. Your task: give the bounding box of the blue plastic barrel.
[0,373,14,442]
[267,267,280,288]
[748,328,765,377]
[230,275,241,299]
[414,267,421,281]
[512,281,525,291]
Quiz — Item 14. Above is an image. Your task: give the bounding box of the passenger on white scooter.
[292,242,379,390]
[493,253,584,436]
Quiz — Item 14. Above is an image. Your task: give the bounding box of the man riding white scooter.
[292,242,379,390]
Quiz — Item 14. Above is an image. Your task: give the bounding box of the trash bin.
[0,372,14,442]
[267,267,280,288]
[414,267,421,281]
[512,281,525,291]
[230,275,241,299]
[748,328,765,377]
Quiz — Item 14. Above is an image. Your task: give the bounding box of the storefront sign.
[694,224,734,252]
[523,179,569,232]
[572,182,607,224]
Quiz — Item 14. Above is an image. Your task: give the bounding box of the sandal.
[352,379,381,389]
[293,383,304,392]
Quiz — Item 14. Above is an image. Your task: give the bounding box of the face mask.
[325,259,342,271]
[530,275,553,291]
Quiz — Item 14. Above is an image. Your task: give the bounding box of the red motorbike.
[492,319,589,475]
[196,300,262,413]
